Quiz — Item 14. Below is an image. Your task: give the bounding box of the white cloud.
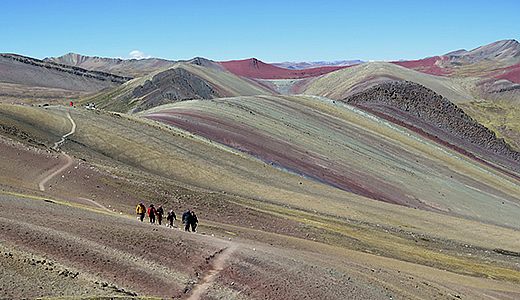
[128,50,151,60]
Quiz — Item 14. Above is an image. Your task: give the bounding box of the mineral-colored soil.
[1,104,520,299]
[219,58,348,79]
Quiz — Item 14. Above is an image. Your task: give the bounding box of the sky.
[2,0,519,63]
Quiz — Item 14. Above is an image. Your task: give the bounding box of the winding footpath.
[53,111,77,150]
[187,244,238,300]
[38,111,76,192]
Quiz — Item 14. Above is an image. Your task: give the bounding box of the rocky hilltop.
[345,81,520,167]
[218,58,349,79]
[130,67,220,112]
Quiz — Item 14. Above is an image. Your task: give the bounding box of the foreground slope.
[1,103,520,299]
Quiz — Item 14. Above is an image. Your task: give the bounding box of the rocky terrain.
[85,63,276,113]
[344,81,520,169]
[128,68,221,112]
[301,61,520,154]
[0,53,133,107]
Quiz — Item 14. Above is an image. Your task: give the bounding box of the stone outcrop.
[130,68,220,112]
[344,81,520,163]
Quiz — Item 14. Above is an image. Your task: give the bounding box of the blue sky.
[2,0,518,63]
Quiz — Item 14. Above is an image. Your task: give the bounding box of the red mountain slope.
[218,58,348,79]
[392,56,452,76]
[495,62,520,83]
[391,40,520,84]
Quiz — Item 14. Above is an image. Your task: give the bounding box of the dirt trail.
[187,244,238,300]
[39,111,76,191]
[76,197,113,212]
[53,111,76,150]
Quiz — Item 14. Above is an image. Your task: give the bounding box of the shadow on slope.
[0,54,133,106]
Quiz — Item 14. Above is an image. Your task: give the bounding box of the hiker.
[136,202,146,222]
[147,204,156,224]
[156,205,164,225]
[182,209,191,226]
[69,101,73,107]
[184,210,193,232]
[166,210,177,227]
[190,211,198,233]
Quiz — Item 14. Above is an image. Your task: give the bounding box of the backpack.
[148,207,155,216]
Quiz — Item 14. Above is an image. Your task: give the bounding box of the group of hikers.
[67,102,96,109]
[135,203,198,232]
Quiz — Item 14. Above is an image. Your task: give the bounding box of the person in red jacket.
[147,204,156,224]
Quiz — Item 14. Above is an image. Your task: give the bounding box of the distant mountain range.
[2,39,520,158]
[271,60,364,70]
[39,39,520,84]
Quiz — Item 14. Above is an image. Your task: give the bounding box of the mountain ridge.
[0,53,131,86]
[393,39,520,83]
